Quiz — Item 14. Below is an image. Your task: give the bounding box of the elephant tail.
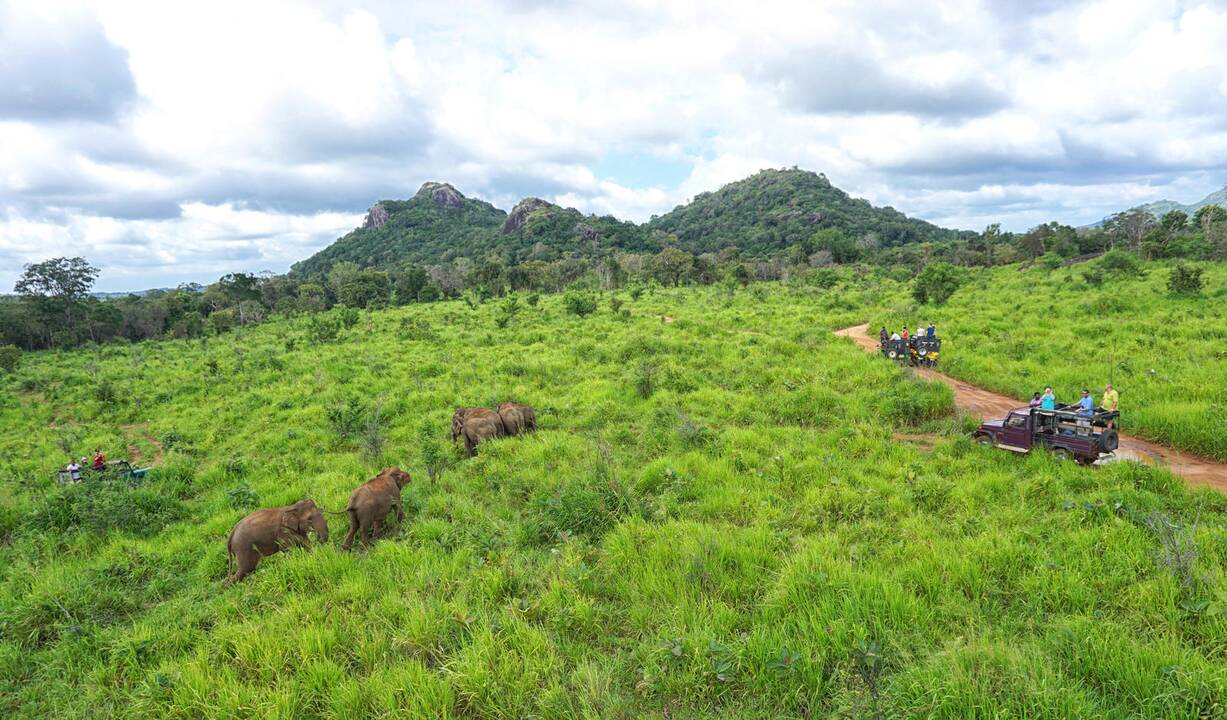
[226,523,237,558]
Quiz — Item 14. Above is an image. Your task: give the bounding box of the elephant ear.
[281,502,310,533]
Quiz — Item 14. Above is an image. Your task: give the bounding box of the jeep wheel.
[975,433,994,447]
[1052,448,1071,462]
[1076,455,1096,466]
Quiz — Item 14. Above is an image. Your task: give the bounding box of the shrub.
[1100,249,1144,277]
[226,485,259,510]
[635,361,658,398]
[494,295,520,329]
[327,396,367,443]
[528,467,632,543]
[1081,268,1104,287]
[526,292,540,307]
[609,296,624,314]
[94,378,120,405]
[0,345,20,374]
[912,262,965,305]
[305,313,343,343]
[398,316,439,342]
[206,308,237,335]
[811,268,840,289]
[563,291,598,317]
[337,306,360,328]
[1167,263,1204,296]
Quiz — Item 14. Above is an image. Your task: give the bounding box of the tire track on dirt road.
[835,323,1227,494]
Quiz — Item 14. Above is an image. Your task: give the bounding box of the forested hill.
[290,182,506,276]
[647,168,970,253]
[291,168,967,277]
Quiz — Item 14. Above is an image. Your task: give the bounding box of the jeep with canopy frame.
[974,404,1119,465]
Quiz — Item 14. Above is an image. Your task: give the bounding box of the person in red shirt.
[92,449,106,471]
[900,326,910,341]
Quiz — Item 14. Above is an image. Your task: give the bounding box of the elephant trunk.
[312,514,330,543]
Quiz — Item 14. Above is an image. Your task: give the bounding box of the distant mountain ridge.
[1132,183,1227,218]
[1086,182,1227,227]
[291,168,969,276]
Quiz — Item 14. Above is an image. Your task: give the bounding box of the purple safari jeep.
[975,404,1119,465]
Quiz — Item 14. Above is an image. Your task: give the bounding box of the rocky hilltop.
[292,168,966,276]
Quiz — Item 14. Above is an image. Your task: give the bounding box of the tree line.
[2,204,1223,355]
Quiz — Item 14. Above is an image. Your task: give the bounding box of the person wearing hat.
[1040,386,1055,411]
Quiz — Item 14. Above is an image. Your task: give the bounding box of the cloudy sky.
[3,0,1227,290]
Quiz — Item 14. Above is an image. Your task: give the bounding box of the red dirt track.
[835,323,1227,494]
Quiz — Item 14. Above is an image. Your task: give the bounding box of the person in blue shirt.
[1077,389,1095,415]
[1040,386,1055,411]
[926,322,936,338]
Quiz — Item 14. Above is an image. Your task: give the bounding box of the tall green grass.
[1,280,1224,718]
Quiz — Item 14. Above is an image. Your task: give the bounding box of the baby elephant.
[455,407,505,457]
[497,402,537,436]
[342,467,412,550]
[226,498,328,584]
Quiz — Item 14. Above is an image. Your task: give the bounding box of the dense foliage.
[2,282,1225,718]
[648,168,973,254]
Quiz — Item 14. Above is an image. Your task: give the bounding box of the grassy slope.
[875,260,1227,461]
[1,283,1225,719]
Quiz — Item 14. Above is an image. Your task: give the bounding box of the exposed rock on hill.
[363,202,390,230]
[502,198,555,234]
[418,182,465,209]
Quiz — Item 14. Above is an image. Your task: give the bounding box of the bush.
[305,313,343,343]
[884,379,954,426]
[527,468,632,543]
[563,291,598,317]
[398,316,439,342]
[1081,268,1104,287]
[1167,263,1204,296]
[912,262,965,305]
[327,396,367,442]
[206,308,237,335]
[0,345,21,374]
[1100,249,1144,277]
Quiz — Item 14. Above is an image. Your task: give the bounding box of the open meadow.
[2,282,1227,718]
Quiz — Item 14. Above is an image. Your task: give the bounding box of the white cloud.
[2,0,1227,289]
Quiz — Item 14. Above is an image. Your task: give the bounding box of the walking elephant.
[342,467,412,550]
[497,402,537,436]
[458,407,505,456]
[226,498,328,584]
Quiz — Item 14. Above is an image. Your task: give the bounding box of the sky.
[2,0,1227,291]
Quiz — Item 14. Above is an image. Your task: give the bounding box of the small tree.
[563,290,598,317]
[912,262,964,305]
[0,345,20,374]
[1167,264,1204,296]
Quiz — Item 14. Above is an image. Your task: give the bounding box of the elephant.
[497,402,537,436]
[226,498,328,584]
[451,407,480,442]
[342,467,412,550]
[458,407,505,456]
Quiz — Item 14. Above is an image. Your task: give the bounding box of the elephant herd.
[451,401,537,456]
[225,402,537,583]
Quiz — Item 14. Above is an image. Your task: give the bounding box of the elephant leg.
[395,502,404,524]
[228,548,257,584]
[465,434,477,457]
[360,518,372,546]
[342,513,358,551]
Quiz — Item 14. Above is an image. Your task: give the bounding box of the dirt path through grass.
[835,323,1227,493]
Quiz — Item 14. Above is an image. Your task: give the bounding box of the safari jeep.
[974,404,1119,465]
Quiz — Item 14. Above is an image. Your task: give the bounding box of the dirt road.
[835,323,1227,494]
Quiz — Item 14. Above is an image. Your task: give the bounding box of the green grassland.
[2,281,1226,718]
[875,259,1227,461]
